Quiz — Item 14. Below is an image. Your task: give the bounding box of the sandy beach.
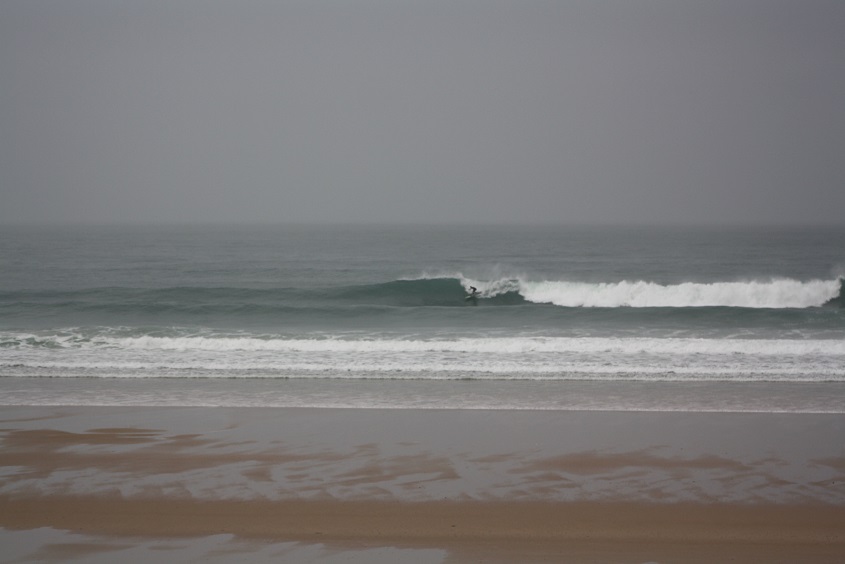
[2,406,844,562]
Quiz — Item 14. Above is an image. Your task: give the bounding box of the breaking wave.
[2,331,844,383]
[448,275,843,309]
[1,276,840,314]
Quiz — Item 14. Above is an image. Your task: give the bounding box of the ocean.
[1,224,843,412]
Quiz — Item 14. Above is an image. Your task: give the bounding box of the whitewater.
[1,224,843,411]
[450,275,842,308]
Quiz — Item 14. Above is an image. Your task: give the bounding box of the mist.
[2,0,843,226]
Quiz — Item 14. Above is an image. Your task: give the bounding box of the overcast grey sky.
[1,0,843,225]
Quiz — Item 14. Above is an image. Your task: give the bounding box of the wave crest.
[424,274,839,309]
[1,276,841,312]
[520,278,840,308]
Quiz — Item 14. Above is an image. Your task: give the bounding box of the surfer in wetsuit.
[464,286,478,305]
[465,286,479,305]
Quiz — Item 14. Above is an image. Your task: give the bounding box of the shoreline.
[2,406,844,562]
[5,497,845,543]
[4,497,845,563]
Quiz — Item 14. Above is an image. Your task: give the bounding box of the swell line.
[1,276,841,312]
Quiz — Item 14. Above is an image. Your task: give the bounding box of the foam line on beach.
[6,332,845,355]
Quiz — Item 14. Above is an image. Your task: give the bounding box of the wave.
[449,275,842,309]
[521,278,841,308]
[6,333,843,356]
[826,277,845,307]
[2,332,844,383]
[0,276,841,316]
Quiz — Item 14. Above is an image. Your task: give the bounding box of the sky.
[1,0,843,226]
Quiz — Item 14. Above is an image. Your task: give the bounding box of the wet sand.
[1,406,844,562]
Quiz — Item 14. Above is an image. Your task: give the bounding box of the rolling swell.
[338,278,525,306]
[0,279,525,319]
[0,277,840,327]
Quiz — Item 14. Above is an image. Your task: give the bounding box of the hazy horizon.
[3,0,844,227]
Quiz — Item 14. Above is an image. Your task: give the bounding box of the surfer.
[465,286,479,305]
[465,286,480,304]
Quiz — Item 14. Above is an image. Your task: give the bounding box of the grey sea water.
[1,224,843,412]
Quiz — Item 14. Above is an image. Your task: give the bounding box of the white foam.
[522,278,839,308]
[98,335,845,356]
[438,273,841,308]
[5,331,845,356]
[3,333,844,383]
